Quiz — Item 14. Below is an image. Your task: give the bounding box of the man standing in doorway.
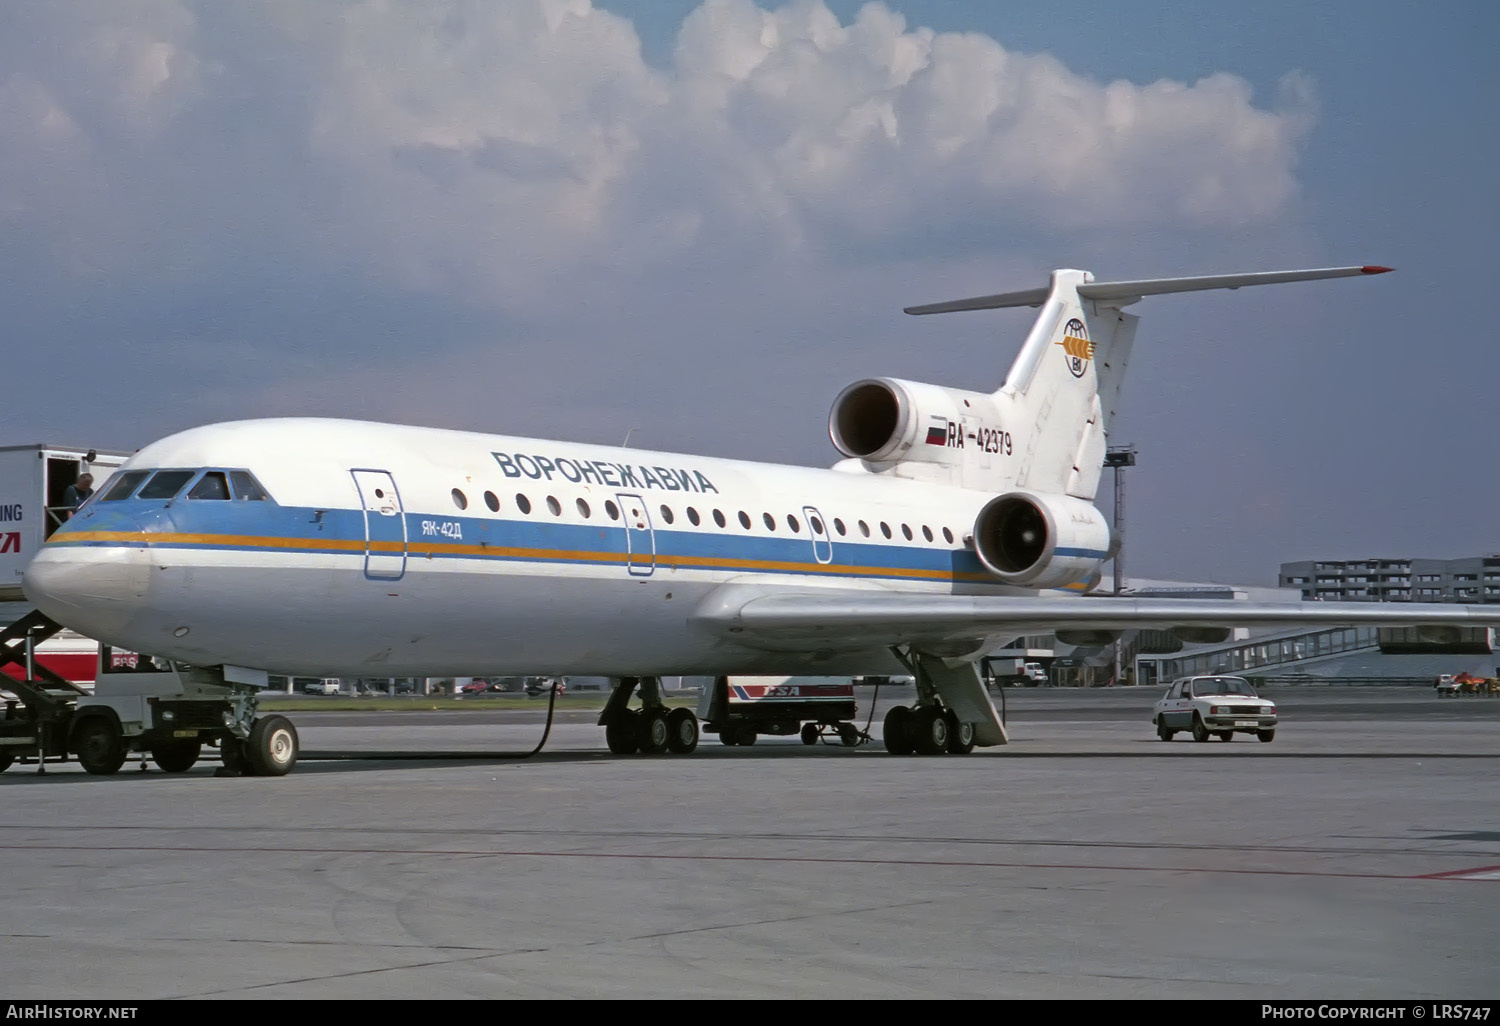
[61,473,94,519]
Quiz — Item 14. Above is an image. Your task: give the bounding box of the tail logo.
[1056,318,1093,378]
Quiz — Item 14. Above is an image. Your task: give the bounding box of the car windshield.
[1190,677,1256,698]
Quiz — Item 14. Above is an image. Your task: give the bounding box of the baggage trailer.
[699,675,865,747]
[0,610,300,776]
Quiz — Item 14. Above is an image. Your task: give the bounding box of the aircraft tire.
[151,740,202,773]
[883,706,914,755]
[638,709,670,755]
[800,723,819,746]
[666,708,699,754]
[219,738,252,774]
[75,718,126,776]
[606,711,640,754]
[912,706,949,756]
[945,713,975,755]
[247,715,299,777]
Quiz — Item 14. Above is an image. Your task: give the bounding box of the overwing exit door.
[350,469,407,580]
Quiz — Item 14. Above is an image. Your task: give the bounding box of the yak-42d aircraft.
[24,264,1500,760]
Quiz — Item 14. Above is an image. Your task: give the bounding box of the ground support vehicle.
[0,610,299,776]
[982,656,1048,688]
[698,676,863,747]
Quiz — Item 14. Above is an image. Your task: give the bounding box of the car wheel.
[1257,729,1275,743]
[1191,715,1209,743]
[1156,721,1174,742]
[1215,732,1232,742]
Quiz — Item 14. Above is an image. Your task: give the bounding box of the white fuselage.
[24,418,1074,678]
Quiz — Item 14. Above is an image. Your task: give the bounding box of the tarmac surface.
[2,686,1498,1000]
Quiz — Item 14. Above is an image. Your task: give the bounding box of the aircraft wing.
[693,587,1500,653]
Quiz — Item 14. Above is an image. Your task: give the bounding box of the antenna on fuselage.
[621,428,638,448]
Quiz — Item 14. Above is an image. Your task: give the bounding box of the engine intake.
[973,491,1110,589]
[828,377,999,467]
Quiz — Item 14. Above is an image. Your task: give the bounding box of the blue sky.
[0,1,1494,585]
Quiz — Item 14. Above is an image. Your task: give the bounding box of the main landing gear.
[878,646,1001,756]
[599,676,699,756]
[881,705,976,756]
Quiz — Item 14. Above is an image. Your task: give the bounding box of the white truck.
[983,657,1049,688]
[0,443,132,602]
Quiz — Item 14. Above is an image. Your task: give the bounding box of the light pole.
[1104,445,1137,683]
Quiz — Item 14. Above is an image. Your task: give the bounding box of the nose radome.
[23,543,152,640]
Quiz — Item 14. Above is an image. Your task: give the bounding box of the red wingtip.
[1361,265,1394,274]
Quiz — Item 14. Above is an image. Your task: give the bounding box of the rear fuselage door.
[617,492,655,577]
[350,469,407,580]
[802,505,833,565]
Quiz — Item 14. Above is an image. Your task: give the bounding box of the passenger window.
[713,509,726,528]
[901,524,913,541]
[546,496,562,516]
[880,522,892,539]
[922,525,933,542]
[833,518,846,536]
[808,515,822,535]
[660,505,675,525]
[605,500,620,520]
[187,472,231,500]
[452,488,468,510]
[738,511,752,529]
[484,491,500,512]
[516,494,532,514]
[858,520,870,537]
[576,498,591,518]
[942,527,954,544]
[762,512,776,531]
[101,471,150,501]
[136,470,196,500]
[687,507,701,526]
[787,514,801,533]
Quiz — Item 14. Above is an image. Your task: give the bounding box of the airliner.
[23,264,1498,760]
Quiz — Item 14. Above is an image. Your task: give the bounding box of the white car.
[1153,675,1277,743]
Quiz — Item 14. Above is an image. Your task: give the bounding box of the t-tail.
[903,264,1393,501]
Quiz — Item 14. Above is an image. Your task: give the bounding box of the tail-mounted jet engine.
[829,378,998,466]
[972,491,1111,589]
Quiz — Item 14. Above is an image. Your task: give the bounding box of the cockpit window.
[229,471,271,501]
[188,472,231,500]
[100,471,150,501]
[136,470,196,500]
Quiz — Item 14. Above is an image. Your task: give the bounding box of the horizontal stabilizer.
[905,265,1392,315]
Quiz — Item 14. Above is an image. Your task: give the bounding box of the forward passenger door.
[350,469,407,581]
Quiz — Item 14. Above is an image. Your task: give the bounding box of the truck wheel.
[75,719,126,775]
[733,725,757,746]
[151,740,201,773]
[800,723,819,746]
[666,708,699,754]
[247,715,298,776]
